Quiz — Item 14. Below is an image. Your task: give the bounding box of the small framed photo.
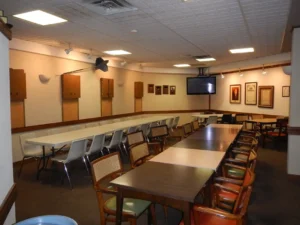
[148,84,154,93]
[245,82,257,105]
[155,86,162,95]
[230,84,241,104]
[258,86,274,108]
[163,85,169,94]
[170,85,176,95]
[282,86,290,97]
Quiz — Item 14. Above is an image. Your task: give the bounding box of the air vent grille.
[82,0,137,15]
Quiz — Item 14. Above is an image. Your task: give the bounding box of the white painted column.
[0,32,15,224]
[288,28,300,175]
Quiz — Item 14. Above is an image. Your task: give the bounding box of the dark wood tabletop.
[173,138,232,152]
[187,127,240,142]
[111,161,214,202]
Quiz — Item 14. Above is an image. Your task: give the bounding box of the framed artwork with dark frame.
[258,86,274,108]
[245,82,257,105]
[163,85,169,94]
[230,84,241,104]
[148,84,154,93]
[155,86,162,95]
[282,86,290,97]
[170,85,176,95]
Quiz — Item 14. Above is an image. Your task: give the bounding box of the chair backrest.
[206,116,218,125]
[221,114,233,124]
[150,125,169,138]
[65,139,88,163]
[160,119,167,125]
[130,142,150,168]
[192,120,200,131]
[235,114,249,124]
[183,123,193,136]
[87,134,105,155]
[85,122,99,128]
[47,128,65,135]
[140,123,150,137]
[127,126,137,134]
[150,121,159,127]
[107,130,123,148]
[127,131,145,146]
[19,132,42,155]
[167,118,174,129]
[172,116,180,129]
[68,125,84,131]
[251,114,263,120]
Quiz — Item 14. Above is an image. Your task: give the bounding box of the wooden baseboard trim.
[287,126,300,135]
[0,184,17,225]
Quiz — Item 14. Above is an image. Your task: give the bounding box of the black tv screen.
[186,77,216,95]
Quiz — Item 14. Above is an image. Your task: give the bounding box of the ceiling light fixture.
[239,68,243,77]
[229,47,254,54]
[262,64,267,75]
[103,50,131,56]
[196,57,216,62]
[14,10,67,25]
[131,29,137,33]
[64,43,73,55]
[174,64,191,68]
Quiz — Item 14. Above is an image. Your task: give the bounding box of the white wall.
[211,67,290,116]
[0,33,15,224]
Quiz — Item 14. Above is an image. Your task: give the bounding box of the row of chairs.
[18,117,181,187]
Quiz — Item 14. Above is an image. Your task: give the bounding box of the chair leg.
[45,157,50,168]
[150,204,157,225]
[129,218,137,225]
[37,157,42,170]
[18,157,26,177]
[163,205,168,223]
[122,143,128,155]
[82,157,90,176]
[64,164,73,189]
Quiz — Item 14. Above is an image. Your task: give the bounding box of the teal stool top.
[15,215,77,225]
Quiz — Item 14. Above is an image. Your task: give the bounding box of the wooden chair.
[192,120,200,131]
[183,123,193,137]
[263,118,288,148]
[90,152,157,225]
[180,186,252,225]
[149,125,182,151]
[129,142,155,168]
[127,131,161,154]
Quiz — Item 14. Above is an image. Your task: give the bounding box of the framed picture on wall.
[258,86,274,108]
[163,85,169,94]
[282,86,290,97]
[245,82,257,105]
[148,84,154,93]
[170,85,176,95]
[155,86,162,95]
[230,84,241,104]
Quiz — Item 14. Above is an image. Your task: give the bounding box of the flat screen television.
[186,76,216,95]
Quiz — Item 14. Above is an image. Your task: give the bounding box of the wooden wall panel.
[62,99,79,121]
[135,98,142,112]
[101,98,112,117]
[10,101,25,128]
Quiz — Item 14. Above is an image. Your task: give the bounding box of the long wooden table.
[111,124,243,225]
[26,115,175,179]
[246,118,277,132]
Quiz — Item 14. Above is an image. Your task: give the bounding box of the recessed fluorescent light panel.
[13,10,67,25]
[229,48,254,54]
[174,64,191,68]
[196,57,216,62]
[103,50,132,56]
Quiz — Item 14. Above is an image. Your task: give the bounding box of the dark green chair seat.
[104,196,151,217]
[228,168,245,178]
[235,151,256,161]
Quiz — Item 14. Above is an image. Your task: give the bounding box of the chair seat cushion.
[104,196,151,217]
[24,146,53,158]
[235,152,256,161]
[51,153,69,163]
[268,132,286,137]
[179,210,238,225]
[228,168,245,178]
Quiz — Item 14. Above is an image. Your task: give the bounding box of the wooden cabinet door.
[10,69,27,101]
[101,78,109,98]
[135,82,143,98]
[108,79,114,97]
[62,74,80,99]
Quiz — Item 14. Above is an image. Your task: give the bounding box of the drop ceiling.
[2,0,292,67]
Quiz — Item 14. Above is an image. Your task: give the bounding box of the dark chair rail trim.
[0,184,17,225]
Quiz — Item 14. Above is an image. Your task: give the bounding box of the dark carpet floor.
[13,142,300,225]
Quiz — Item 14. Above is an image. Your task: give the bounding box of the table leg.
[183,202,191,225]
[36,146,46,180]
[116,190,124,225]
